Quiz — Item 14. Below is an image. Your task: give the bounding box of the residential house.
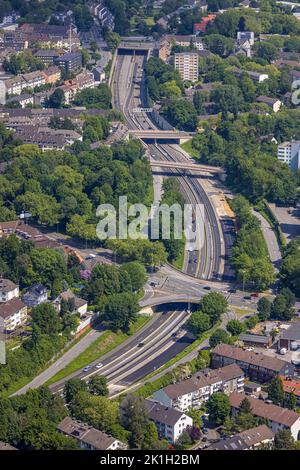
[229,391,300,440]
[232,68,269,83]
[280,376,300,405]
[0,279,19,302]
[57,417,126,450]
[206,425,274,450]
[235,38,252,57]
[22,71,46,90]
[53,289,88,317]
[0,298,27,332]
[22,284,48,308]
[91,66,105,84]
[4,76,26,95]
[145,399,193,444]
[211,343,295,382]
[152,364,244,411]
[6,93,34,108]
[237,31,255,46]
[42,66,61,84]
[193,14,217,34]
[256,95,282,113]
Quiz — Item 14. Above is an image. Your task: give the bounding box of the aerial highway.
[112,53,234,281]
[49,306,192,394]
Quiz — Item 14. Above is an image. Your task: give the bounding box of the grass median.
[45,315,150,386]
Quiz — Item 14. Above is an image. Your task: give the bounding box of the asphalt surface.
[49,306,191,393]
[252,209,282,272]
[113,53,227,281]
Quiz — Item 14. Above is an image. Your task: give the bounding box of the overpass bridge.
[150,160,223,176]
[139,294,201,308]
[117,41,156,56]
[129,129,195,144]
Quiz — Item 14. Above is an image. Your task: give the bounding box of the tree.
[120,262,147,292]
[206,392,231,425]
[209,329,231,348]
[286,393,297,411]
[120,395,149,448]
[102,292,139,332]
[186,312,211,336]
[274,429,294,450]
[64,379,88,403]
[271,294,294,321]
[88,376,109,397]
[106,31,121,52]
[46,88,65,109]
[31,304,61,336]
[257,296,272,321]
[226,319,244,336]
[268,377,284,406]
[199,292,228,323]
[163,99,198,131]
[141,422,159,450]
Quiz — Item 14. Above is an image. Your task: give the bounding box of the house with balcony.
[0,279,19,303]
[22,284,48,308]
[145,399,193,443]
[152,364,244,412]
[211,343,295,382]
[229,392,300,441]
[0,298,27,332]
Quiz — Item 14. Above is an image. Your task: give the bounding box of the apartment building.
[152,364,244,411]
[4,76,26,95]
[57,417,127,450]
[0,279,19,303]
[174,52,199,82]
[55,52,82,73]
[232,67,269,83]
[22,71,46,90]
[145,399,193,444]
[211,343,295,382]
[277,141,300,171]
[256,95,282,113]
[42,66,61,85]
[0,298,27,332]
[34,49,62,67]
[206,425,274,450]
[230,392,300,440]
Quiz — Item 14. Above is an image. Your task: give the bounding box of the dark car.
[203,286,211,290]
[137,342,145,348]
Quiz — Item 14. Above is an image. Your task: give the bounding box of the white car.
[96,362,103,369]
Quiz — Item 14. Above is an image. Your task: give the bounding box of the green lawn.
[45,315,150,386]
[180,140,199,159]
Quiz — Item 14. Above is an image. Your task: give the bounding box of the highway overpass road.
[113,53,226,281]
[49,307,191,394]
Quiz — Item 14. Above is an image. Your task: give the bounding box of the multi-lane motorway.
[112,52,233,281]
[49,306,193,394]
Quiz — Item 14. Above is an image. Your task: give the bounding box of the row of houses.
[0,277,88,333]
[4,67,61,96]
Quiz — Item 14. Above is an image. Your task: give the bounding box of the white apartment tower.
[174,52,199,82]
[277,141,300,171]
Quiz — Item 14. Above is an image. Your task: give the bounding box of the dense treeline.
[280,237,300,297]
[0,134,153,241]
[0,303,78,395]
[230,195,275,290]
[158,178,185,264]
[187,110,300,205]
[0,387,78,449]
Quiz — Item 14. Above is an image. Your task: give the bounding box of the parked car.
[96,363,103,369]
[83,365,92,372]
